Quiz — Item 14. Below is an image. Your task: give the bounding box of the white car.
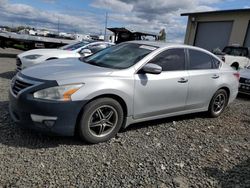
[16,41,114,71]
[239,66,250,95]
[214,46,250,70]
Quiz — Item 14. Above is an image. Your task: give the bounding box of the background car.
[239,65,250,95]
[213,45,250,70]
[9,41,239,143]
[16,41,114,71]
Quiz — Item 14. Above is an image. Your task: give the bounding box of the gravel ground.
[0,48,249,187]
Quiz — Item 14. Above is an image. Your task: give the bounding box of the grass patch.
[13,44,26,51]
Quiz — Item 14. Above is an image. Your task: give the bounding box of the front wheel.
[78,98,124,144]
[208,89,228,118]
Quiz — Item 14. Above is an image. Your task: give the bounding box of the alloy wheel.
[213,93,226,114]
[88,105,118,138]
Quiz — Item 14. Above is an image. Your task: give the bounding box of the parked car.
[239,65,250,95]
[9,41,239,143]
[16,41,114,71]
[213,45,250,70]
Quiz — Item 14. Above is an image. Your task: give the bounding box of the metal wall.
[194,21,233,51]
[244,21,250,47]
[183,11,250,48]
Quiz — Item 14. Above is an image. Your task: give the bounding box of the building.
[181,9,250,51]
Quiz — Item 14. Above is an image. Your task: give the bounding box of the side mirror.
[141,63,162,74]
[80,49,92,57]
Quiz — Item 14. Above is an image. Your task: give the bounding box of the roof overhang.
[181,8,250,16]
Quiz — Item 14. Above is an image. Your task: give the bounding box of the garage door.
[194,21,233,51]
[244,21,250,47]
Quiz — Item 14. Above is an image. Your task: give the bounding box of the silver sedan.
[9,41,239,143]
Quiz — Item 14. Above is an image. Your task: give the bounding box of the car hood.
[239,68,250,79]
[21,58,113,80]
[18,48,77,58]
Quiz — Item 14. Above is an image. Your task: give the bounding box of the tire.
[79,98,124,143]
[208,89,228,118]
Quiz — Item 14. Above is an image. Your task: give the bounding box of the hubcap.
[88,105,118,138]
[213,93,226,114]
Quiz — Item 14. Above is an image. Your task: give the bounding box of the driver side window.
[148,48,186,71]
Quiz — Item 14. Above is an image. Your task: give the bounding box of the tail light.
[221,56,225,62]
[233,72,240,80]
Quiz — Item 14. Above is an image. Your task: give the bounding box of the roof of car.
[125,40,193,48]
[125,40,222,62]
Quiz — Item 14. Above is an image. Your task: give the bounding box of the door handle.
[212,74,220,79]
[178,78,188,83]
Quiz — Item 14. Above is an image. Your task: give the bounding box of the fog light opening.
[31,114,58,126]
[43,120,56,127]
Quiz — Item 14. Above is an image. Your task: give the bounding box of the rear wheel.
[208,89,228,118]
[79,98,124,143]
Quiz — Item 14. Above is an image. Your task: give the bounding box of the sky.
[0,0,250,43]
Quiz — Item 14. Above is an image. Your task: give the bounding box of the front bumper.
[9,74,87,136]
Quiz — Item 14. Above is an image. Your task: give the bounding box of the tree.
[159,29,166,41]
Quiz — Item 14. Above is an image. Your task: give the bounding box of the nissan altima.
[9,41,239,143]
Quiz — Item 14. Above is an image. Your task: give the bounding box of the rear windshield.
[222,46,249,57]
[82,43,158,69]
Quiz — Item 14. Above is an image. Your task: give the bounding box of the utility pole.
[57,17,60,36]
[104,12,108,41]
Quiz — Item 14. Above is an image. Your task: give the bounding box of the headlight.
[23,54,42,60]
[33,84,83,101]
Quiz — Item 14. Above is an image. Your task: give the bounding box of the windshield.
[222,46,249,57]
[60,41,90,51]
[82,43,157,69]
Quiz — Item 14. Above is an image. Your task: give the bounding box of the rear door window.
[212,57,221,69]
[188,49,213,70]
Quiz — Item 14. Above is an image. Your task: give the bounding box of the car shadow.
[124,112,207,132]
[0,71,16,79]
[237,93,250,100]
[241,120,250,125]
[0,101,86,149]
[203,158,250,188]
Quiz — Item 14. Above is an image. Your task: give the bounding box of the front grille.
[239,77,246,83]
[239,80,250,93]
[16,58,22,71]
[12,78,33,95]
[239,77,250,83]
[239,87,250,93]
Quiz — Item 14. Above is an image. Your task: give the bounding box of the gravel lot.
[0,48,249,187]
